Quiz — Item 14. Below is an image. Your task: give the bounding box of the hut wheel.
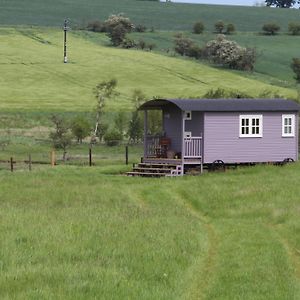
[212,160,225,172]
[281,158,294,166]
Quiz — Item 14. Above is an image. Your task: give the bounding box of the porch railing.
[145,135,161,157]
[145,135,202,159]
[184,137,202,158]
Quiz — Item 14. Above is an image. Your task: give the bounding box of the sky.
[161,0,259,6]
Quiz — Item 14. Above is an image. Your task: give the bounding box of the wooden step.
[138,163,177,169]
[133,167,172,173]
[126,172,167,177]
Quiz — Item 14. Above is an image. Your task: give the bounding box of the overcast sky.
[162,0,259,6]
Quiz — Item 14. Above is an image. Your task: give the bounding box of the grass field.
[0,164,299,299]
[1,0,300,32]
[130,30,300,85]
[1,2,300,299]
[0,27,296,115]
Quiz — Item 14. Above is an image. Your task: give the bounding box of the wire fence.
[0,144,142,172]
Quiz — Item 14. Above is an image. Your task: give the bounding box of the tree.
[128,90,145,143]
[71,116,91,143]
[174,34,194,56]
[288,22,300,35]
[291,58,300,82]
[193,21,205,34]
[203,35,256,71]
[114,111,128,137]
[49,115,72,161]
[265,0,299,7]
[104,129,123,146]
[92,79,118,143]
[226,23,236,35]
[104,14,134,46]
[262,22,280,35]
[215,20,225,34]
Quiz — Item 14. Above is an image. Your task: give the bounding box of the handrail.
[184,137,202,158]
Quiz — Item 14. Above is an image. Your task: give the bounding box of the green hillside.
[1,164,299,299]
[0,27,296,113]
[1,0,300,32]
[130,31,300,85]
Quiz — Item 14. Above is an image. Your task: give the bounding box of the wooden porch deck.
[142,157,202,165]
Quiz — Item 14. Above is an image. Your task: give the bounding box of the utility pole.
[63,19,69,63]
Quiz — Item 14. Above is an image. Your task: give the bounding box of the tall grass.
[0,164,299,299]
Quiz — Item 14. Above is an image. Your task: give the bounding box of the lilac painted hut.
[127,98,300,177]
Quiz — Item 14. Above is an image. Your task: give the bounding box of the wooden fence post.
[89,147,92,167]
[10,157,13,172]
[51,150,56,167]
[28,154,32,171]
[125,145,128,165]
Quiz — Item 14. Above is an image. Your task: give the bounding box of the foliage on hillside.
[0,28,296,114]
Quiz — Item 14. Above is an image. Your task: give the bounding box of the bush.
[104,129,123,146]
[138,39,146,50]
[87,20,106,32]
[193,21,205,34]
[187,45,202,59]
[49,115,72,161]
[203,88,252,99]
[147,43,156,51]
[262,22,280,35]
[135,24,147,32]
[291,58,300,82]
[104,14,134,46]
[288,22,300,35]
[174,34,194,56]
[226,23,236,35]
[121,37,136,49]
[203,35,256,71]
[71,117,91,143]
[215,20,225,33]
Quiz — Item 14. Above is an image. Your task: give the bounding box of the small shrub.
[291,58,300,82]
[138,39,146,50]
[203,88,253,99]
[135,24,147,32]
[114,112,128,137]
[174,35,194,56]
[49,115,72,161]
[147,43,156,51]
[193,21,205,34]
[104,129,123,146]
[215,20,225,33]
[187,45,202,59]
[121,37,136,49]
[288,22,300,35]
[262,22,280,35]
[226,23,236,35]
[71,117,91,143]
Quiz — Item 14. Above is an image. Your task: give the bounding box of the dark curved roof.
[139,98,300,112]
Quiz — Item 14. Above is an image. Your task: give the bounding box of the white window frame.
[282,114,295,137]
[239,115,263,138]
[184,111,192,120]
